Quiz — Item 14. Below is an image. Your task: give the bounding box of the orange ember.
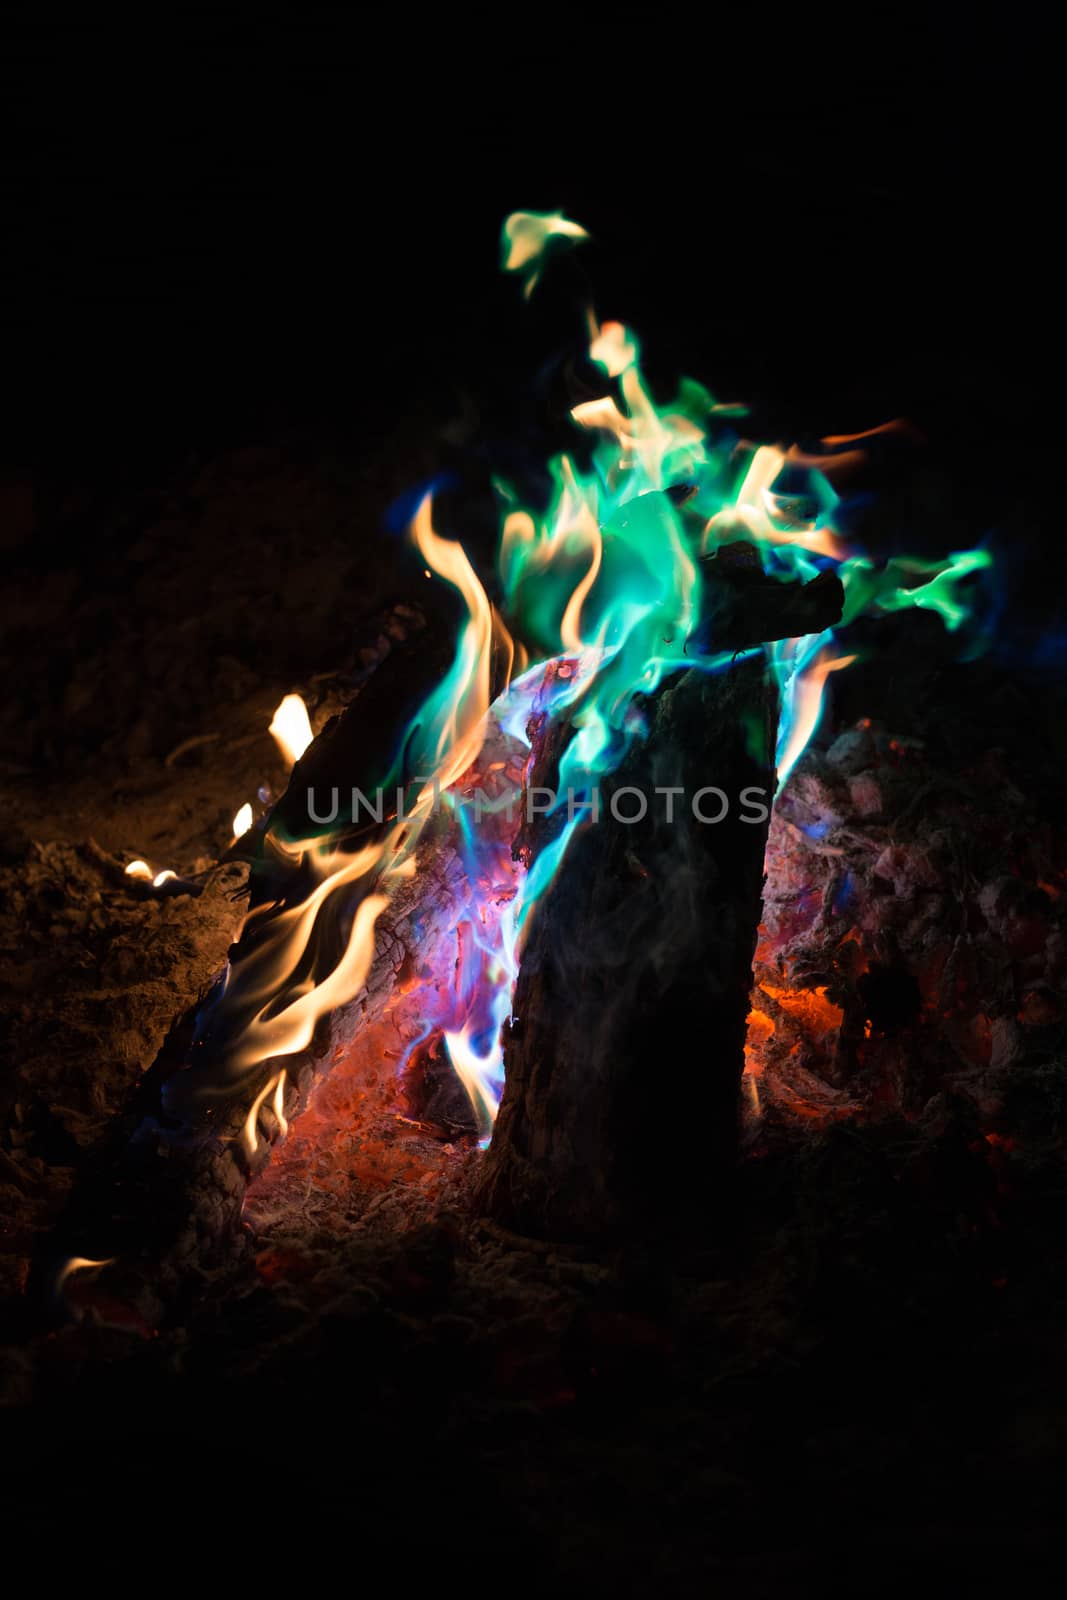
[758,982,845,1036]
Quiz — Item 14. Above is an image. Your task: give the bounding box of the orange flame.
[195,495,514,1128]
[703,445,848,560]
[54,1255,115,1294]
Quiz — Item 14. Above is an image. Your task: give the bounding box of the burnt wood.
[42,545,843,1287]
[476,552,843,1239]
[476,654,781,1239]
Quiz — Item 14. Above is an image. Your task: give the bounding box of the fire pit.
[28,210,1011,1297]
[2,34,1064,1577]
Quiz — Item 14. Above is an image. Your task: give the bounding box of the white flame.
[443,1025,499,1139]
[233,802,253,839]
[269,694,313,768]
[272,1069,289,1137]
[153,869,177,888]
[124,860,152,880]
[778,649,857,784]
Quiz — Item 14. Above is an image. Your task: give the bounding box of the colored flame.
[776,648,857,787]
[444,1024,500,1143]
[174,495,511,1121]
[176,210,990,1146]
[589,317,638,378]
[501,210,588,298]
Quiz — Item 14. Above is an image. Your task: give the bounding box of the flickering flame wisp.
[501,210,588,297]
[178,494,512,1122]
[54,1255,115,1294]
[777,649,857,785]
[269,694,313,768]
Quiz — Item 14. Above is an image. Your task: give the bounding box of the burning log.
[34,205,1001,1319]
[476,549,844,1239]
[46,551,840,1288]
[43,644,524,1293]
[477,658,778,1238]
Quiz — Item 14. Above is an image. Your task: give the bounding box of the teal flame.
[415,216,993,1116]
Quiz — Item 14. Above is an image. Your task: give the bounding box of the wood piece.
[475,551,840,1239]
[476,651,781,1240]
[44,713,518,1293]
[691,542,845,653]
[46,548,841,1279]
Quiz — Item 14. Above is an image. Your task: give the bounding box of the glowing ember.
[759,982,845,1036]
[744,1006,775,1074]
[269,693,314,767]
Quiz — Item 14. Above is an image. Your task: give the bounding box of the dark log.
[691,540,845,653]
[475,657,780,1238]
[476,553,844,1240]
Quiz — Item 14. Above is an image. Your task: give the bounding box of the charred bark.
[476,656,780,1239]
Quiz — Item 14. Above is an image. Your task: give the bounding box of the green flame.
[493,209,991,799]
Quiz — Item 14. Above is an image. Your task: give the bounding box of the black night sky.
[1,14,1055,462]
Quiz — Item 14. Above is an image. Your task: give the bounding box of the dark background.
[0,11,1056,479]
[0,16,1063,1579]
[1,8,1059,778]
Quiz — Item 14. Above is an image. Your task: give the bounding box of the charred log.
[476,654,780,1239]
[42,545,843,1288]
[476,553,843,1240]
[694,545,847,652]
